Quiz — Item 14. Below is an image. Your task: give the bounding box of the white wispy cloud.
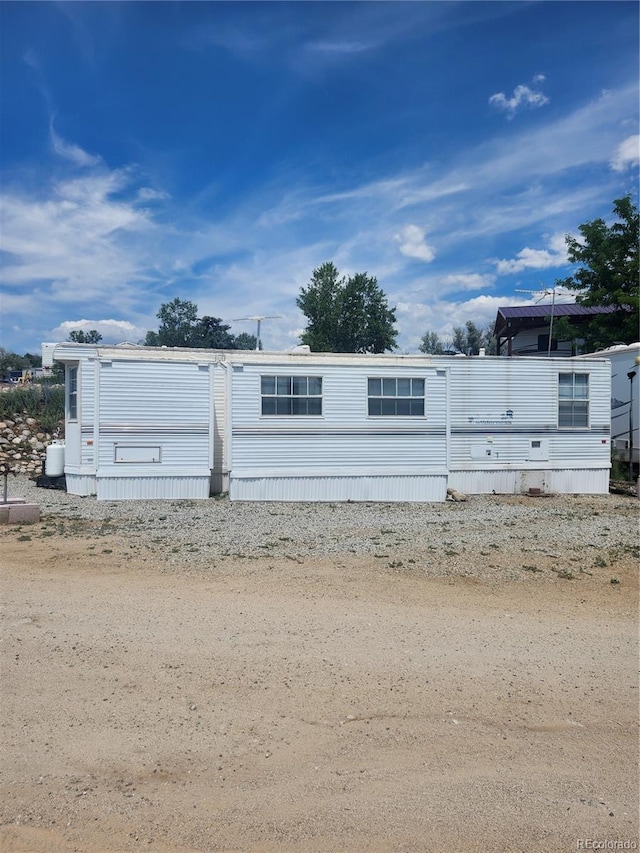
[440,273,496,292]
[493,233,569,275]
[394,293,526,351]
[307,40,377,55]
[394,224,435,262]
[1,169,158,306]
[50,122,102,167]
[53,319,147,344]
[137,187,170,202]
[2,74,636,354]
[489,74,549,118]
[610,135,640,171]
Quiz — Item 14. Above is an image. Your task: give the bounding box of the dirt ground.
[1,497,638,853]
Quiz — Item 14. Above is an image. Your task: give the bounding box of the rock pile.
[0,418,62,477]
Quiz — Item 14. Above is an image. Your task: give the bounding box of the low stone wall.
[0,418,62,477]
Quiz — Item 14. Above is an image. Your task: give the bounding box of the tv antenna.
[232,315,281,351]
[515,285,570,357]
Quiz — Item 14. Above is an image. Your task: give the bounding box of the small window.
[368,377,425,416]
[558,373,589,428]
[538,334,558,352]
[67,366,78,421]
[261,375,322,416]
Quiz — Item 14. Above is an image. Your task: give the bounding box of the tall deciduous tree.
[297,263,397,353]
[145,298,199,347]
[296,262,344,352]
[144,299,256,349]
[557,195,639,348]
[452,322,484,355]
[191,316,236,349]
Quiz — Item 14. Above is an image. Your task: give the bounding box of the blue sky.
[1,1,638,354]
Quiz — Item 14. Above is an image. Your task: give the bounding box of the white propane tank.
[45,441,65,477]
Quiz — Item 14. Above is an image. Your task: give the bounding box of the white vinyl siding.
[231,363,447,496]
[50,343,612,501]
[447,360,608,472]
[96,360,210,470]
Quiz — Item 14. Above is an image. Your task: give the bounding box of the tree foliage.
[68,329,103,344]
[418,332,446,355]
[557,195,639,349]
[297,262,397,353]
[144,298,256,349]
[234,332,260,350]
[145,298,199,347]
[0,348,42,377]
[420,322,496,355]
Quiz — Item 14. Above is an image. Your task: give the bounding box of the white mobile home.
[43,343,612,501]
[577,343,640,467]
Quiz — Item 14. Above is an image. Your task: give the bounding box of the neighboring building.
[493,304,620,357]
[43,342,612,502]
[576,343,640,467]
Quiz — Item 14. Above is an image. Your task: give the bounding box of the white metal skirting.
[95,476,211,501]
[65,474,98,497]
[229,474,448,502]
[447,468,610,495]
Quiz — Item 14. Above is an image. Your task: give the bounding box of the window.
[537,334,558,352]
[558,373,589,427]
[261,375,322,415]
[67,366,78,421]
[368,377,425,416]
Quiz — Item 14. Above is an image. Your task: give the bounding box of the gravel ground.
[7,475,640,579]
[1,477,638,853]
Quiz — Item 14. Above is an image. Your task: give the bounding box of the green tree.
[145,298,258,349]
[22,352,43,368]
[297,263,397,353]
[296,262,344,352]
[191,316,236,349]
[0,348,28,377]
[543,315,580,355]
[234,332,259,350]
[145,298,199,347]
[419,331,446,354]
[68,329,103,344]
[557,195,639,349]
[421,322,495,356]
[452,321,485,355]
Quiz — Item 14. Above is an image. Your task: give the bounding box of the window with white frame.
[261,375,323,415]
[558,372,589,427]
[67,366,78,421]
[367,377,425,416]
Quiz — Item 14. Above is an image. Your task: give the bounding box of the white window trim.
[67,364,79,422]
[557,372,590,429]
